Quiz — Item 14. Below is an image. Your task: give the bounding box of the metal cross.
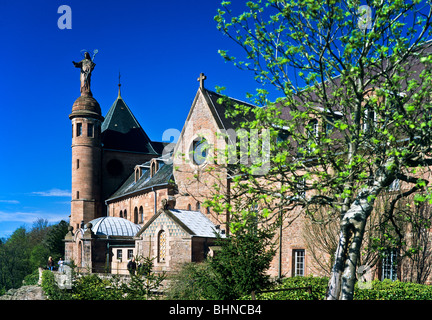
[197,73,206,89]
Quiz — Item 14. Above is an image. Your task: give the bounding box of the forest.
[0,219,68,294]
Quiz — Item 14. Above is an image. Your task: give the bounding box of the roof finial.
[118,71,122,98]
[197,73,206,89]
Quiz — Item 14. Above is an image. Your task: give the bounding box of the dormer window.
[135,165,143,182]
[150,159,159,178]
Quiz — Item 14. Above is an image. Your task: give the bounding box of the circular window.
[106,159,124,176]
[192,138,209,165]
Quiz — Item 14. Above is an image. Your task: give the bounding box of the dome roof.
[69,95,103,121]
[86,216,140,237]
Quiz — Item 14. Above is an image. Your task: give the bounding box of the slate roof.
[202,89,258,132]
[136,209,225,239]
[85,216,140,237]
[106,159,174,201]
[101,96,159,154]
[170,209,225,238]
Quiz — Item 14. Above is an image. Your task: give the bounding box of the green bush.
[354,279,432,300]
[41,270,71,300]
[165,262,215,300]
[242,276,329,300]
[71,274,122,300]
[242,276,432,300]
[23,269,40,286]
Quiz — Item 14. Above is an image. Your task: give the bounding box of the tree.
[214,0,432,299]
[206,206,276,299]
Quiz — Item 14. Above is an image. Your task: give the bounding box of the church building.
[64,56,235,274]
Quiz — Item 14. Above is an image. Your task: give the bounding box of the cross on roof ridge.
[197,73,206,89]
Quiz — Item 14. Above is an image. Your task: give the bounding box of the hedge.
[244,276,432,300]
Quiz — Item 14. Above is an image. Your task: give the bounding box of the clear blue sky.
[0,0,276,238]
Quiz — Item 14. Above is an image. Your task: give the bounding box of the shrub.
[71,274,122,300]
[242,276,432,300]
[354,279,432,300]
[165,262,215,300]
[242,276,329,300]
[41,270,71,300]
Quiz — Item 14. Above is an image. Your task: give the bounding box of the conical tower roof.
[101,94,158,154]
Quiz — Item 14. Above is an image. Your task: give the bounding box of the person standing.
[47,257,54,271]
[58,258,64,273]
[127,257,137,276]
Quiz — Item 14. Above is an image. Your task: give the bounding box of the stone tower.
[69,52,104,230]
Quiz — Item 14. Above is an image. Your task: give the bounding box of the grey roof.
[86,216,140,237]
[169,209,225,238]
[107,160,174,201]
[203,89,258,132]
[101,96,159,154]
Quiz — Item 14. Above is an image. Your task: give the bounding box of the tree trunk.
[326,191,372,300]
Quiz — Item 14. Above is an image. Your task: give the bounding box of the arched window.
[119,210,123,218]
[158,230,166,262]
[124,209,127,220]
[196,202,201,211]
[134,207,138,224]
[187,204,191,211]
[139,206,144,223]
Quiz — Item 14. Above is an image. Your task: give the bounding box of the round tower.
[69,52,104,230]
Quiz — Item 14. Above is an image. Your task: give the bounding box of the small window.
[120,210,123,218]
[363,106,377,133]
[196,202,201,211]
[76,191,79,199]
[293,249,305,277]
[206,207,210,214]
[117,249,123,260]
[76,159,80,169]
[127,249,134,260]
[187,204,191,211]
[308,119,319,138]
[276,130,289,144]
[124,209,127,220]
[87,123,94,137]
[76,123,82,137]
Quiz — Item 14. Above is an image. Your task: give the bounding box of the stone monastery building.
[64,54,407,282]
